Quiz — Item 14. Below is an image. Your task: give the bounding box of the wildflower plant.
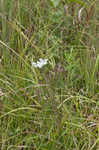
[0,0,98,149]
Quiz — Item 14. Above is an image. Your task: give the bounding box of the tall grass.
[0,0,99,149]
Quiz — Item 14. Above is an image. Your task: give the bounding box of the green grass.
[0,0,99,149]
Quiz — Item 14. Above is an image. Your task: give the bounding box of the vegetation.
[0,0,99,149]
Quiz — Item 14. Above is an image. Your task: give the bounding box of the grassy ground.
[0,0,99,149]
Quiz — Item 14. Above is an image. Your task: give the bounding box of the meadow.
[0,0,99,149]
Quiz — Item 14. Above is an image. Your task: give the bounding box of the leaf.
[50,0,60,8]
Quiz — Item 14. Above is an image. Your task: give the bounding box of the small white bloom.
[32,58,48,68]
[32,62,38,68]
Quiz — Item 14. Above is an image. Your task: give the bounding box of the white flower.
[32,58,48,68]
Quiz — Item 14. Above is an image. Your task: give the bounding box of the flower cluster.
[32,58,48,68]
